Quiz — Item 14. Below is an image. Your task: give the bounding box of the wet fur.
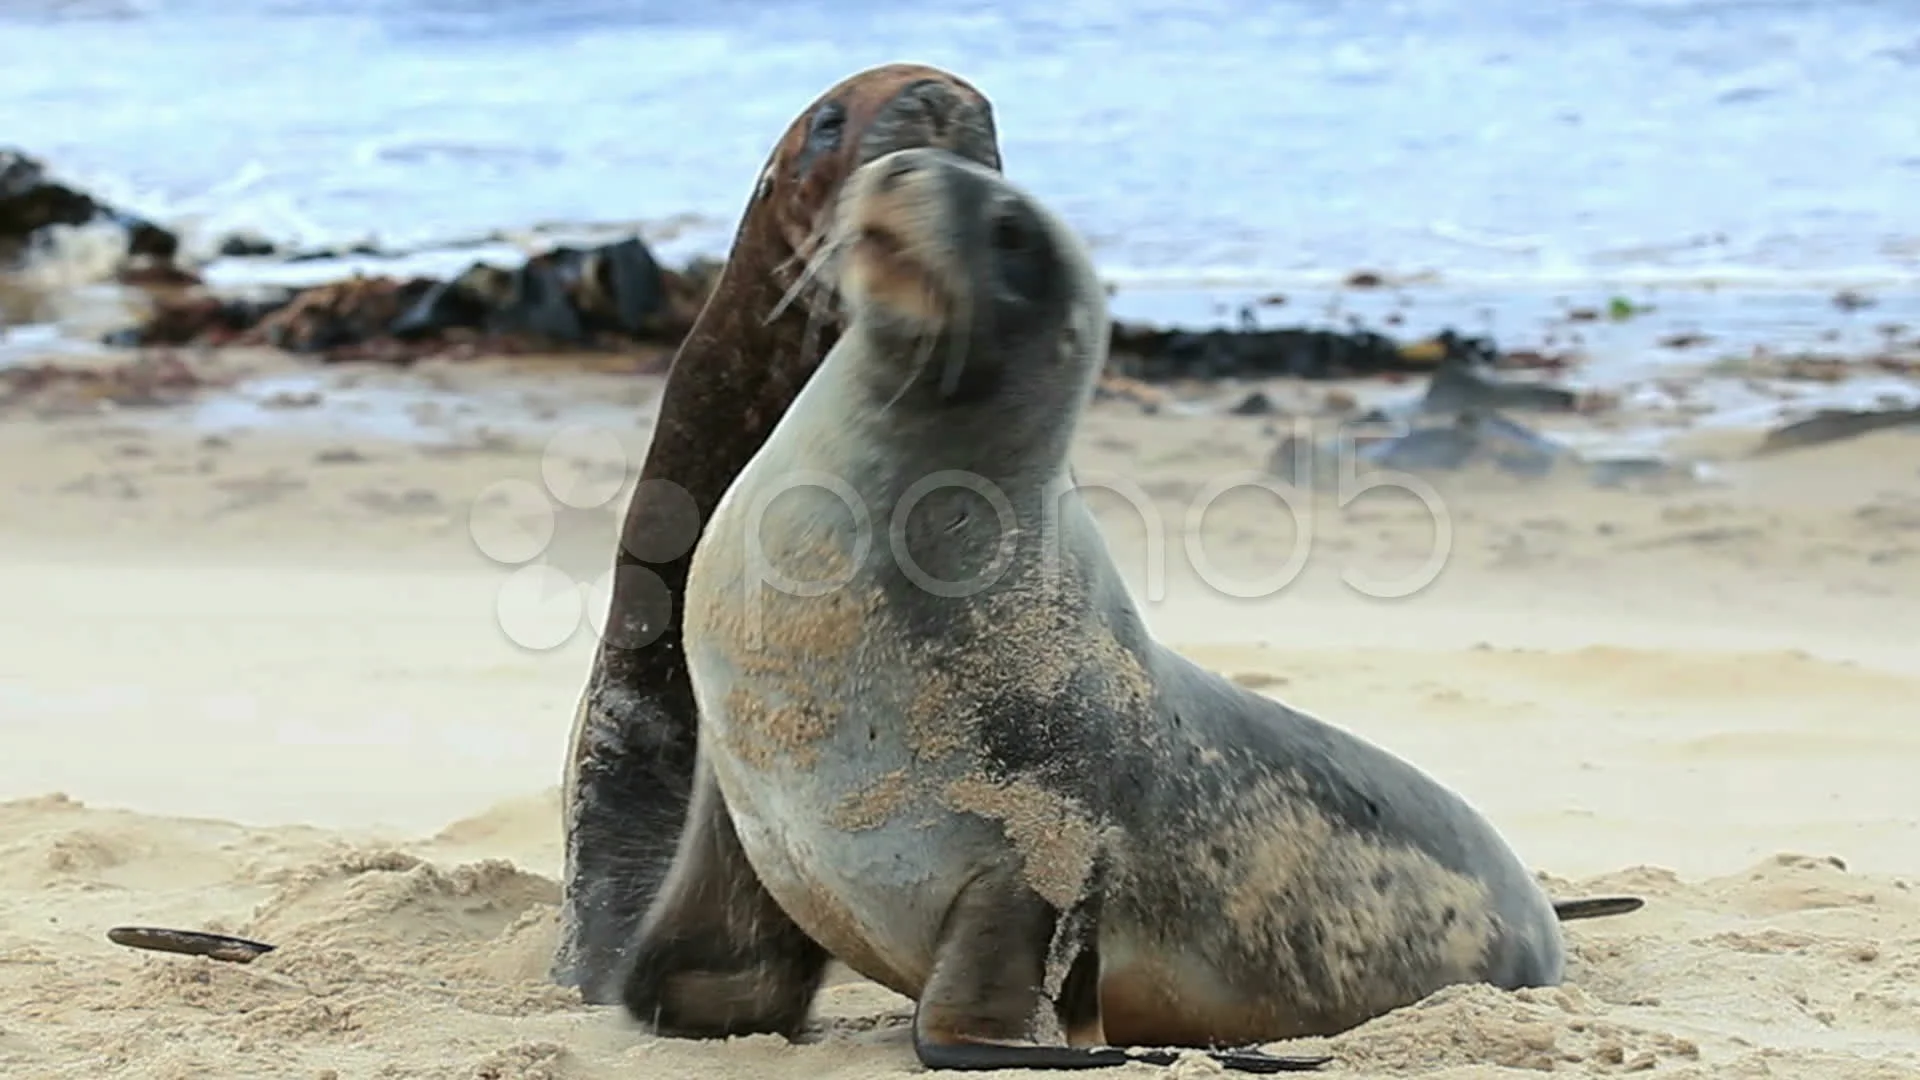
[672,151,1636,1071]
[554,64,1001,1006]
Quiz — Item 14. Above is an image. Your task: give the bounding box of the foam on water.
[2,0,1916,284]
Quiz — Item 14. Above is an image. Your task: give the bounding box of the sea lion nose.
[866,77,999,172]
[886,79,962,135]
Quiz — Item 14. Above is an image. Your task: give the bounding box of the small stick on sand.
[106,926,277,964]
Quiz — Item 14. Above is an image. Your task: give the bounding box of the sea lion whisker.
[765,243,832,325]
[769,246,806,279]
[796,230,852,361]
[938,284,971,399]
[879,325,938,415]
[771,214,834,280]
[764,216,846,326]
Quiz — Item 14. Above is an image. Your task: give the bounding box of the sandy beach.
[0,353,1915,1079]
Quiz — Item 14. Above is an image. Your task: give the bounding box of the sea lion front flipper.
[918,1039,1331,1074]
[556,688,700,1003]
[911,866,1331,1073]
[620,759,830,1038]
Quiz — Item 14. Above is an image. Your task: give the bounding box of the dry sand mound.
[4,793,1917,1079]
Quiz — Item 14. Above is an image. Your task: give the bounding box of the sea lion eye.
[808,102,848,151]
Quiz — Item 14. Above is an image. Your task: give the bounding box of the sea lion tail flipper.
[911,868,1330,1073]
[1552,896,1645,921]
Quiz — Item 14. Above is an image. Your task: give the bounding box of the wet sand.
[1,360,1917,1078]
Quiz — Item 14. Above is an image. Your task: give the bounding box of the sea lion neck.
[593,225,838,675]
[644,251,834,503]
[562,63,1006,1013]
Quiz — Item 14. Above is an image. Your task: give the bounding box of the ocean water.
[3,0,1918,290]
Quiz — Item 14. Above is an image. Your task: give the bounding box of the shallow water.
[3,0,1917,285]
[161,370,650,445]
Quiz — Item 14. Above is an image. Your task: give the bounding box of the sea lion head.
[749,64,1001,326]
[827,146,1108,413]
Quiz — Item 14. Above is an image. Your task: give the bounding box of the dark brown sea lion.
[554,63,1002,1006]
[656,146,1642,1072]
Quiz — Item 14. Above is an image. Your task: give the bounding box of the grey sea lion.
[644,146,1641,1071]
[555,63,1002,1006]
